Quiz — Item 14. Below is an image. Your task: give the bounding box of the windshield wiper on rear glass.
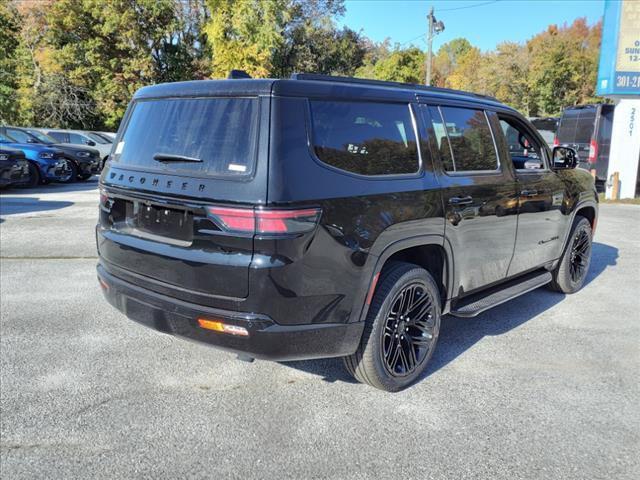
[153,153,202,163]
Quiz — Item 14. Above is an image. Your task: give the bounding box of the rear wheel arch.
[358,237,452,323]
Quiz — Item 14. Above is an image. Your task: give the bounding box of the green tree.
[0,0,21,123]
[356,46,425,84]
[432,38,473,87]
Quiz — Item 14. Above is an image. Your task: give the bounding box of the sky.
[338,0,605,52]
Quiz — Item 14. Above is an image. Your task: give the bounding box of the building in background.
[596,0,640,199]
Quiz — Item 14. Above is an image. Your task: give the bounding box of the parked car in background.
[555,104,614,191]
[0,146,30,189]
[529,117,558,147]
[38,128,112,164]
[0,132,72,186]
[1,126,101,182]
[97,73,598,392]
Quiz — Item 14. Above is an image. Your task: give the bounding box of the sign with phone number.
[597,0,640,96]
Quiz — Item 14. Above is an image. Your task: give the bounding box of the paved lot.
[1,179,639,479]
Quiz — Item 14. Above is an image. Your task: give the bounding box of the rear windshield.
[113,97,259,177]
[557,108,596,144]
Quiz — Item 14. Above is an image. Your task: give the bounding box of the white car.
[38,129,112,162]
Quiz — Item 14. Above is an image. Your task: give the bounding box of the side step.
[450,271,552,318]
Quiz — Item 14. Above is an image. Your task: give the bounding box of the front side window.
[310,100,419,176]
[429,106,498,172]
[6,129,32,143]
[499,118,545,171]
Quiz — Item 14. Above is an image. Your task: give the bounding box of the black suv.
[97,74,598,391]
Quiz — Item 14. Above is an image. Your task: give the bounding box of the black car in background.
[555,104,614,191]
[0,126,101,182]
[0,147,30,189]
[97,73,598,391]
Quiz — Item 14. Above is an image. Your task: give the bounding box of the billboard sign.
[597,0,640,96]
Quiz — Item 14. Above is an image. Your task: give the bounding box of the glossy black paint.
[97,76,598,360]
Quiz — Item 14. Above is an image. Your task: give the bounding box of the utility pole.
[425,7,445,86]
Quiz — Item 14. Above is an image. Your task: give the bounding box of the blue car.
[0,132,72,186]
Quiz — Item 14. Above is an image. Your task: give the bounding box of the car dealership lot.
[1,181,639,479]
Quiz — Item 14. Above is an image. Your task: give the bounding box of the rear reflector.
[197,318,249,336]
[98,276,109,291]
[206,206,321,235]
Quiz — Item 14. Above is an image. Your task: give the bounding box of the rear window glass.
[430,106,498,172]
[309,100,419,176]
[575,111,596,144]
[114,97,258,177]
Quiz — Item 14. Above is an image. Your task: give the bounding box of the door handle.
[448,196,474,206]
[521,190,538,197]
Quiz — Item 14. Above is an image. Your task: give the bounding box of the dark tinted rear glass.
[309,100,419,176]
[598,109,614,142]
[114,97,259,177]
[575,110,596,144]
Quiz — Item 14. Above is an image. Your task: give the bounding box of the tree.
[0,0,21,123]
[356,46,425,84]
[432,38,473,87]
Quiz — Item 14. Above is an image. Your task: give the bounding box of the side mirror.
[27,138,37,143]
[551,146,578,170]
[86,140,96,146]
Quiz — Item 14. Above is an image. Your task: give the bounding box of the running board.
[450,271,552,318]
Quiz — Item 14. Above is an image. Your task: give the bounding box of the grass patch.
[598,193,640,205]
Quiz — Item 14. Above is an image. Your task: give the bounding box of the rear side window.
[68,133,86,144]
[114,97,259,177]
[309,101,419,176]
[6,129,32,143]
[429,106,498,172]
[48,132,67,143]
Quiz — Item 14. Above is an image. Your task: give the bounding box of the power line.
[438,0,500,12]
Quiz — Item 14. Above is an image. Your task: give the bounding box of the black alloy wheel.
[381,283,437,377]
[344,261,441,391]
[569,228,591,283]
[549,216,593,294]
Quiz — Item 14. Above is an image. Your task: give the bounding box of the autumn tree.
[0,0,20,123]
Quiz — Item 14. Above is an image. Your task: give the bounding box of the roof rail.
[289,73,499,102]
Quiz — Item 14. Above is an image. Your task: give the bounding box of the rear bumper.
[97,263,364,361]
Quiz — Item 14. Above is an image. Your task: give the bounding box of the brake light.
[99,189,112,210]
[206,206,321,235]
[553,136,559,147]
[588,139,598,164]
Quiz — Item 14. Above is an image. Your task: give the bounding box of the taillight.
[99,189,111,210]
[206,206,321,235]
[553,136,559,147]
[588,139,598,164]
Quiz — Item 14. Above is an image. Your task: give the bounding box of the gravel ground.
[1,179,639,479]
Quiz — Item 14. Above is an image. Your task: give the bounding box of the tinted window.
[6,129,32,143]
[48,132,67,142]
[499,119,544,170]
[431,106,498,172]
[68,133,86,144]
[310,101,419,176]
[575,110,596,144]
[598,109,613,143]
[114,97,259,177]
[556,110,578,143]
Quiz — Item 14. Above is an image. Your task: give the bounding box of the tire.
[549,216,592,294]
[58,158,77,183]
[25,162,41,187]
[343,261,441,392]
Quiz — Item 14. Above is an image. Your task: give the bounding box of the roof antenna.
[227,70,252,79]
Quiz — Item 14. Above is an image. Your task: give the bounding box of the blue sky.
[338,0,605,52]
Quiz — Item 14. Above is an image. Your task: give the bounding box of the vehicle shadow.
[0,197,74,217]
[280,242,618,386]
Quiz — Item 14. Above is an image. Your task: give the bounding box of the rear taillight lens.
[553,136,559,147]
[99,189,111,210]
[206,206,321,235]
[588,139,598,164]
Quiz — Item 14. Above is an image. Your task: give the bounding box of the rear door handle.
[521,190,538,197]
[448,196,474,206]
